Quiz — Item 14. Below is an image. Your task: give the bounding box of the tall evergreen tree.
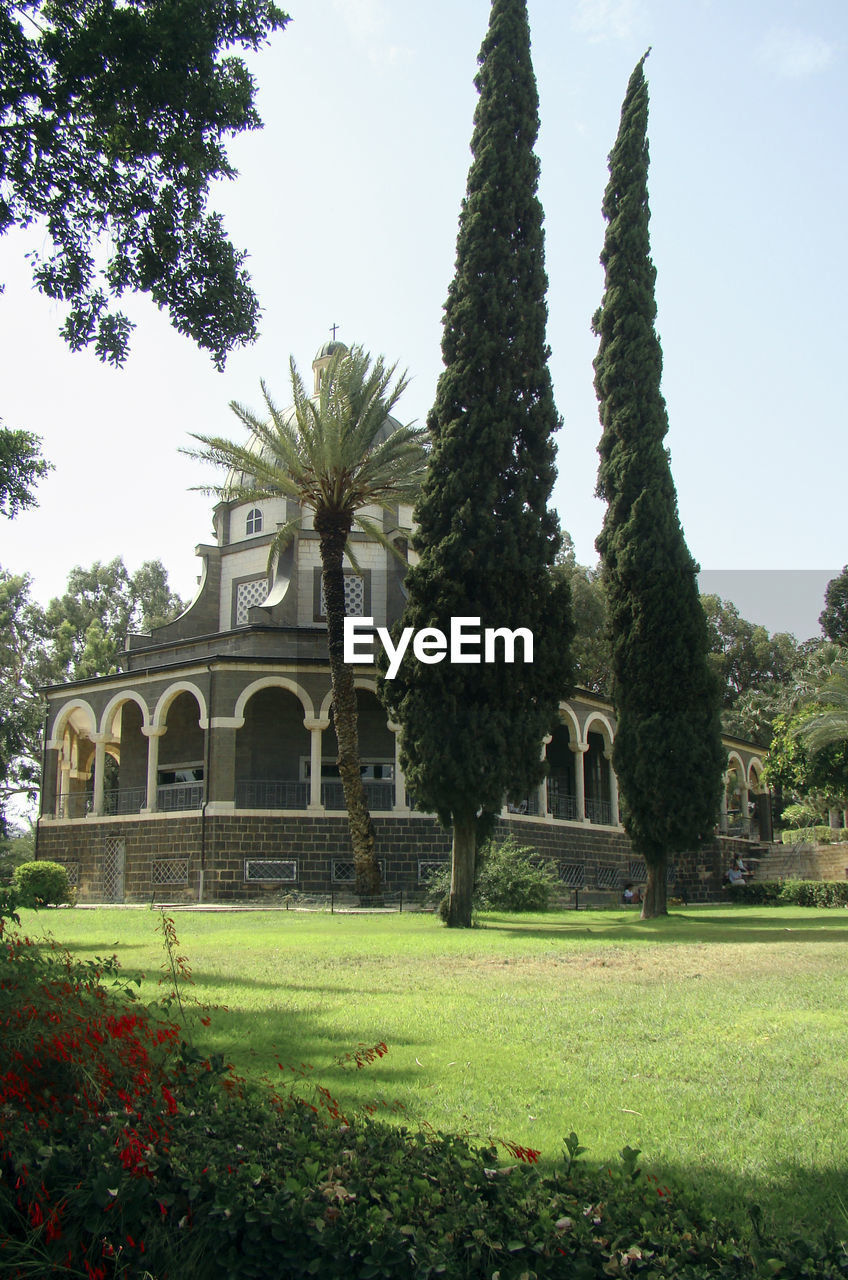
[382,0,573,928]
[592,54,724,918]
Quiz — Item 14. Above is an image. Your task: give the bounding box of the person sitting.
[724,857,747,887]
[622,882,641,904]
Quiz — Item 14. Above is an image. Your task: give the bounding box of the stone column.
[304,718,328,810]
[388,722,408,812]
[90,734,107,817]
[719,779,729,833]
[536,735,552,817]
[40,744,59,819]
[58,748,71,818]
[207,720,239,811]
[142,727,166,813]
[604,748,620,826]
[570,742,588,822]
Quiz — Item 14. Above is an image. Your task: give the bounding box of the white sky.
[2,0,845,640]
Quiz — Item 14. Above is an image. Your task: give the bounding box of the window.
[246,508,263,536]
[319,573,365,617]
[244,860,298,882]
[235,576,268,625]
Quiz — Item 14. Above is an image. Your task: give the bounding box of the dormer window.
[246,508,263,536]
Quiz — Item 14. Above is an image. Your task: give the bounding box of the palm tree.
[795,661,848,755]
[185,344,428,897]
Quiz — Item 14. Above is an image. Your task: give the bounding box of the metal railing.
[103,787,146,816]
[548,790,578,821]
[156,782,204,812]
[321,780,395,810]
[585,796,614,826]
[236,780,310,810]
[55,793,91,819]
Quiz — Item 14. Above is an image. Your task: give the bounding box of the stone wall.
[37,813,733,905]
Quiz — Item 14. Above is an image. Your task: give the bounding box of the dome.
[314,338,349,363]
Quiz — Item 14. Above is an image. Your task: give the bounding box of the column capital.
[569,741,589,754]
[142,725,167,739]
[303,718,330,732]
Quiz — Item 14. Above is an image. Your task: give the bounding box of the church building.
[36,342,767,904]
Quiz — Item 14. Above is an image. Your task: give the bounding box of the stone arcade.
[36,342,768,905]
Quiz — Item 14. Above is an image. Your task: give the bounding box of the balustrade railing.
[321,780,395,811]
[56,792,91,819]
[548,789,578,821]
[585,796,614,826]
[235,780,310,810]
[103,787,146,816]
[156,782,204,812]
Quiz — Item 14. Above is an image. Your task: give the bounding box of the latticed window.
[244,859,298,882]
[152,859,189,885]
[246,508,263,535]
[235,577,268,625]
[320,574,365,617]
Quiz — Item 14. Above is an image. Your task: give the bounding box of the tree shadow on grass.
[481,909,848,947]
[561,1150,848,1244]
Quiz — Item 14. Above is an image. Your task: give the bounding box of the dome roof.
[314,338,348,362]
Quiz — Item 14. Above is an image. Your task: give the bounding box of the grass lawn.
[17,902,848,1238]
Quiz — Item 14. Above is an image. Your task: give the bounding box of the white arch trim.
[233,676,316,726]
[746,756,765,789]
[555,702,581,742]
[725,750,745,780]
[99,690,151,737]
[319,679,381,723]
[581,711,615,748]
[49,698,98,746]
[152,681,209,731]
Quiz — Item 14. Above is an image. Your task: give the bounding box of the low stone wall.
[36,813,735,905]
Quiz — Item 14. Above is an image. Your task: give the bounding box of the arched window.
[246,508,263,536]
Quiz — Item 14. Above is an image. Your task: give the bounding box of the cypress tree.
[593,54,725,918]
[382,0,573,928]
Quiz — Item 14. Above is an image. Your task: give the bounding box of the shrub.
[781,825,848,845]
[425,837,558,916]
[728,879,848,908]
[476,836,558,912]
[11,859,71,907]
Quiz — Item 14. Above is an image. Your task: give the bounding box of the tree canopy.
[382,0,573,927]
[1,0,288,366]
[820,567,848,647]
[592,55,724,917]
[0,424,52,517]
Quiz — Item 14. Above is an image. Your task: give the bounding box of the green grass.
[18,903,848,1236]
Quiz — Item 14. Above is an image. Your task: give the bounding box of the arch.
[50,698,97,746]
[234,676,315,726]
[152,681,208,731]
[556,701,581,743]
[581,710,615,749]
[319,679,379,723]
[725,750,745,782]
[99,689,151,737]
[746,756,766,793]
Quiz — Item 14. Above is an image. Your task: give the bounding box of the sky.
[2,0,846,642]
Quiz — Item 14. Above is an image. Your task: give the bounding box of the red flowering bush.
[0,901,186,1276]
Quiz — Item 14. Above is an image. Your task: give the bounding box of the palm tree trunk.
[317,516,381,899]
[640,853,668,919]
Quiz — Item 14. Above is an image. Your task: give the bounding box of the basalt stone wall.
[38,814,730,905]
